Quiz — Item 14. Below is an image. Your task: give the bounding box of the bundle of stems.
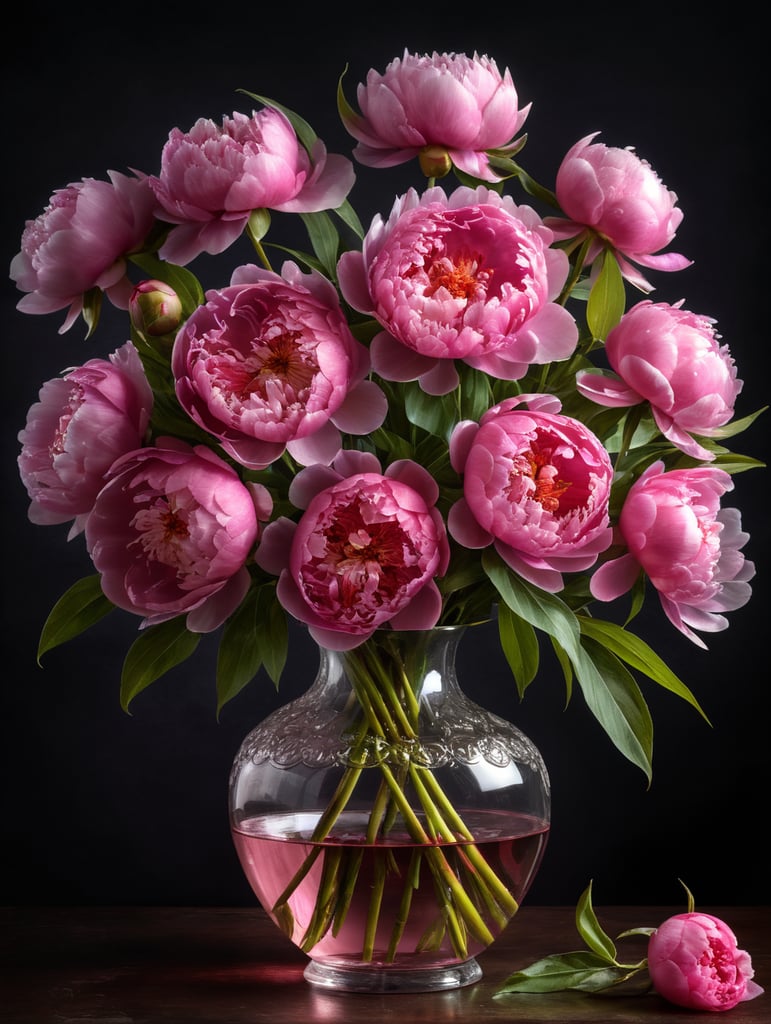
[271,632,520,961]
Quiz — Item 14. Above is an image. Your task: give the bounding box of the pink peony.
[85,438,270,632]
[590,461,754,647]
[577,300,742,460]
[448,394,613,593]
[648,912,764,1011]
[18,341,153,539]
[150,108,355,265]
[339,49,529,182]
[337,185,578,395]
[172,261,387,470]
[547,133,691,291]
[10,171,156,333]
[255,450,450,650]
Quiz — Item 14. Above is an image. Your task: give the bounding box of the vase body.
[229,626,550,993]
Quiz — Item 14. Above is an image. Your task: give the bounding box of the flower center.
[305,500,422,614]
[209,330,317,404]
[424,253,489,300]
[513,447,572,513]
[131,496,196,571]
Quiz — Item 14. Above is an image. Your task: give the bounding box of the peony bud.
[418,145,453,179]
[129,279,182,336]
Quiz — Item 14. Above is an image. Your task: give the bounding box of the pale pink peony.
[10,171,156,333]
[448,394,613,593]
[546,133,691,291]
[172,262,387,470]
[337,185,578,395]
[340,49,529,182]
[150,108,355,265]
[590,461,754,647]
[18,341,153,539]
[648,912,764,1011]
[576,300,742,461]
[85,438,270,632]
[255,450,450,650]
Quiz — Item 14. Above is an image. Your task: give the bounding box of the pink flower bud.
[129,279,183,336]
[418,145,453,179]
[648,912,764,1011]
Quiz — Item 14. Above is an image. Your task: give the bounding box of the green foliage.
[216,583,289,713]
[120,618,200,712]
[586,249,626,341]
[37,575,114,662]
[495,880,652,997]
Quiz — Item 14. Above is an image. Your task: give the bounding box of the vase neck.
[322,627,467,702]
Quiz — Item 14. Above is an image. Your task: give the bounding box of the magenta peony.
[448,394,613,593]
[648,912,764,1011]
[85,438,269,632]
[172,261,387,470]
[255,450,450,649]
[577,300,742,460]
[547,133,692,291]
[17,341,153,539]
[337,185,578,395]
[590,461,755,647]
[10,171,156,333]
[150,108,355,265]
[339,49,529,182]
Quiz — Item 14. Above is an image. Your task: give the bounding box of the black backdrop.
[2,8,768,912]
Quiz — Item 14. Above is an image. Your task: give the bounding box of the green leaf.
[216,587,263,712]
[405,383,456,437]
[495,950,629,994]
[576,881,617,962]
[37,576,114,662]
[120,618,200,712]
[81,287,103,338]
[574,637,653,783]
[483,554,653,778]
[578,616,709,721]
[258,589,289,685]
[586,250,625,341]
[298,211,341,278]
[482,551,582,655]
[498,603,540,696]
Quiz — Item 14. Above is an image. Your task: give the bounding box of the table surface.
[1,905,768,1023]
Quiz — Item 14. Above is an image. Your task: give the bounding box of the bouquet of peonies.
[10,49,764,969]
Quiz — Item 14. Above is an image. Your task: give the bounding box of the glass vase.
[228,625,550,993]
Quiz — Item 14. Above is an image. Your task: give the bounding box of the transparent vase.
[228,625,550,993]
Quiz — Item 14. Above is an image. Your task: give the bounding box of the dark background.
[2,8,768,915]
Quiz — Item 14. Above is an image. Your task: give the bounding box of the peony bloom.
[86,438,270,632]
[546,133,691,291]
[10,171,156,333]
[577,300,742,461]
[339,49,530,182]
[172,261,387,470]
[648,912,764,1011]
[590,461,755,647]
[18,341,153,539]
[150,108,355,265]
[448,394,613,593]
[337,185,578,395]
[255,450,450,650]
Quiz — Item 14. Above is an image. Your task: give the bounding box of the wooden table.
[1,905,768,1022]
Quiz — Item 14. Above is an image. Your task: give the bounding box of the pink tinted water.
[232,809,549,967]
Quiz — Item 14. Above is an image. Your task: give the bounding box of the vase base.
[303,956,483,993]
